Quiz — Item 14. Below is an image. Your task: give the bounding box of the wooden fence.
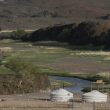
[95,103,110,110]
[0,92,109,110]
[0,101,109,110]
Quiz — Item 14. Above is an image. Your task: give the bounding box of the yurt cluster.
[50,88,108,103]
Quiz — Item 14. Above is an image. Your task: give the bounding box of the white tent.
[82,90,107,102]
[50,88,73,102]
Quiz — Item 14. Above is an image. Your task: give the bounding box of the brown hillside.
[0,0,110,29]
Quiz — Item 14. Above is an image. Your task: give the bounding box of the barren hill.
[0,0,110,29]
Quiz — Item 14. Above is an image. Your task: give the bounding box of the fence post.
[93,102,96,110]
[72,98,74,109]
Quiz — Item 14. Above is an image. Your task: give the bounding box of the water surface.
[49,76,91,93]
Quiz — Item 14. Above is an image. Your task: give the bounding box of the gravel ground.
[0,93,109,110]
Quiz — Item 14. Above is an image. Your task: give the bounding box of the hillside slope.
[0,0,110,18]
[0,0,110,29]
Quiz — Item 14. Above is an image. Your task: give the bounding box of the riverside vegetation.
[0,40,109,93]
[2,21,110,50]
[0,21,110,94]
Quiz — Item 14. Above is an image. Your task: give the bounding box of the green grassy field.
[0,40,110,82]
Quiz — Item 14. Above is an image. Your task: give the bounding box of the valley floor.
[0,93,109,110]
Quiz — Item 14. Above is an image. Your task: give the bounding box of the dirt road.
[0,93,109,110]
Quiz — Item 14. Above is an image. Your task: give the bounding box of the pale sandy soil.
[0,93,109,110]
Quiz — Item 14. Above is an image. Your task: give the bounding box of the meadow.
[0,40,110,82]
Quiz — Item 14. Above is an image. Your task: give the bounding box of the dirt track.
[0,93,109,110]
[0,100,93,110]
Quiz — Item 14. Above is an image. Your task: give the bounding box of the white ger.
[50,88,73,102]
[82,90,107,102]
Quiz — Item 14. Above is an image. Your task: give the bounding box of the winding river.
[49,76,91,93]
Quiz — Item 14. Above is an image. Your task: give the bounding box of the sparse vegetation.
[50,79,73,89]
[11,30,27,40]
[0,39,109,93]
[0,0,110,29]
[0,52,49,94]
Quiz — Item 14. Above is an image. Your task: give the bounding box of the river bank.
[49,76,91,93]
[49,75,110,93]
[0,40,109,94]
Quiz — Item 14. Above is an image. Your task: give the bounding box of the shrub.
[11,29,27,40]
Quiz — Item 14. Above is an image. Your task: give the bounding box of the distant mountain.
[0,0,110,29]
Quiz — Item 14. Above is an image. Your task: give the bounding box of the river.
[49,76,91,93]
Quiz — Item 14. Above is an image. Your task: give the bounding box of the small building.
[82,90,107,102]
[91,80,106,91]
[50,88,73,102]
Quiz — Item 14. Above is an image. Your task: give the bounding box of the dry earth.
[0,0,110,29]
[0,93,109,110]
[48,56,110,74]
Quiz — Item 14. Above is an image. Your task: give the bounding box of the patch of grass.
[50,79,73,89]
[0,41,110,94]
[0,66,14,75]
[0,41,110,83]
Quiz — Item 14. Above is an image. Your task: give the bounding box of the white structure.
[50,88,73,102]
[82,90,107,102]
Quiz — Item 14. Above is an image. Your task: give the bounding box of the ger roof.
[83,90,107,97]
[51,88,73,95]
